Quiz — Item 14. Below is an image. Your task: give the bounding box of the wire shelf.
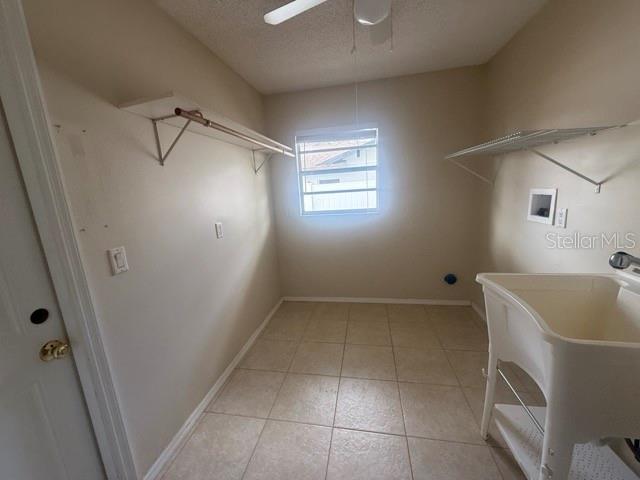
[446,127,620,159]
[445,126,626,192]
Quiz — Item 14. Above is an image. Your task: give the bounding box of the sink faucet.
[609,251,640,270]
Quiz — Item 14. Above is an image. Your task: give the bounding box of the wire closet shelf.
[445,126,626,193]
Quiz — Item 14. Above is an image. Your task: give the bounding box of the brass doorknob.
[39,339,70,362]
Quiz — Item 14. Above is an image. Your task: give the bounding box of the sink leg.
[538,406,573,480]
[480,352,498,439]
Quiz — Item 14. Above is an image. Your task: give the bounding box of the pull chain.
[352,0,359,133]
[390,5,394,52]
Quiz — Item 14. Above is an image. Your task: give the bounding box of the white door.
[0,100,105,479]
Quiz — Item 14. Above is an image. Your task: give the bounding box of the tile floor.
[163,302,544,480]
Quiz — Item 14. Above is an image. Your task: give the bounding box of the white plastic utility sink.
[477,272,640,480]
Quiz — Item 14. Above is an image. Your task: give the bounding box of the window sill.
[300,209,379,217]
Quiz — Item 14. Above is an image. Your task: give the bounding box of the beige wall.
[482,0,640,469]
[22,0,640,474]
[24,0,281,476]
[483,0,640,284]
[265,68,489,301]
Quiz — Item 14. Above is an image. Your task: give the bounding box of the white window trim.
[295,124,380,216]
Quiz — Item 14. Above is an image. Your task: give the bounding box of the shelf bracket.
[152,116,192,166]
[447,157,494,186]
[252,150,267,174]
[528,149,602,193]
[252,148,288,174]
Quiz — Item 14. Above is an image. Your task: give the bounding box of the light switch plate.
[215,222,224,239]
[108,246,129,275]
[556,208,568,228]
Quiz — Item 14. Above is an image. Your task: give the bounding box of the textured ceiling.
[154,0,546,94]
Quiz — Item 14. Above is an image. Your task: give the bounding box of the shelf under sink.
[493,404,637,479]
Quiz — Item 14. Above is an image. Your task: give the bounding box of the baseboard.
[471,301,487,322]
[282,296,471,306]
[143,297,284,480]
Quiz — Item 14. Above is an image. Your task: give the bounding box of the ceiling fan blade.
[264,0,329,25]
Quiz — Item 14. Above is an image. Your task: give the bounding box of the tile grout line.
[425,304,446,350]
[237,408,276,474]
[304,302,335,480]
[205,364,244,415]
[210,410,495,447]
[489,446,512,480]
[303,301,348,344]
[323,303,350,480]
[236,364,484,387]
[247,337,490,353]
[157,412,202,479]
[239,304,314,480]
[429,304,490,352]
[390,304,415,480]
[162,326,279,479]
[237,388,277,480]
[163,351,263,477]
[440,328,505,474]
[218,302,494,480]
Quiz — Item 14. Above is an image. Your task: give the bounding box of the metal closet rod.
[174,108,295,158]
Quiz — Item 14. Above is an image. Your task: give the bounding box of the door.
[0,100,105,479]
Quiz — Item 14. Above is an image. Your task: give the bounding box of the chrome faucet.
[609,251,640,270]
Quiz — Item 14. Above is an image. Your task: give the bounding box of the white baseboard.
[283,296,471,306]
[471,301,486,322]
[144,297,284,480]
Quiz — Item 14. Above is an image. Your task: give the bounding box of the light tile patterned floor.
[163,302,540,480]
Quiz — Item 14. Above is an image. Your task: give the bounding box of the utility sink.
[477,272,640,480]
[481,273,640,344]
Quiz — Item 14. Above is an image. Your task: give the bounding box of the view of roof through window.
[296,128,378,215]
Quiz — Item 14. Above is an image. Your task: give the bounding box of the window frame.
[295,125,380,216]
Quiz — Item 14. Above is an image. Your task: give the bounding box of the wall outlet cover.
[556,208,568,228]
[108,246,129,275]
[215,222,224,239]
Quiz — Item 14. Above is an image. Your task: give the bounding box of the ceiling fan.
[264,0,392,26]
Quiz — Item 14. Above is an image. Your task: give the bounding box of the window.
[296,127,378,215]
